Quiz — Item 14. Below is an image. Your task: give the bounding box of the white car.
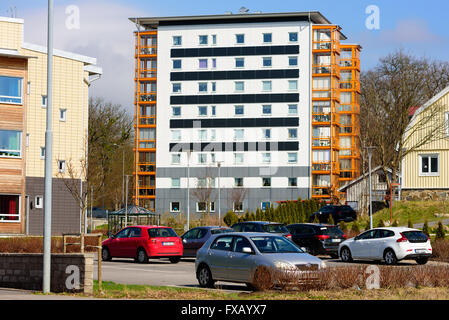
[338,227,432,265]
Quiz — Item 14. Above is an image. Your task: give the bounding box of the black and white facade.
[130,13,338,216]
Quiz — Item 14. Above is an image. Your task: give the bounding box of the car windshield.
[262,224,289,234]
[320,226,344,236]
[148,228,178,238]
[251,236,303,253]
[211,228,234,235]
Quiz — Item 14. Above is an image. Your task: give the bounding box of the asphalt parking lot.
[94,256,448,291]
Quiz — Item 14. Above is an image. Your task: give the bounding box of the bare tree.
[360,50,449,186]
[191,167,216,219]
[228,187,249,213]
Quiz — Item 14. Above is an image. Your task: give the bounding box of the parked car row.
[101,219,432,289]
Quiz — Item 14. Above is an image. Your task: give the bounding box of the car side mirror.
[242,247,253,254]
[300,247,308,253]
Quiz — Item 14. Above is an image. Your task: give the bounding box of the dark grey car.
[195,232,325,290]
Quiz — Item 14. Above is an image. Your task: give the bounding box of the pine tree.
[435,221,446,240]
[407,216,414,228]
[328,214,335,226]
[351,220,360,234]
[422,220,430,237]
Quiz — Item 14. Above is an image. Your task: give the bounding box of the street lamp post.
[217,161,223,226]
[365,146,376,230]
[125,175,131,227]
[186,151,191,232]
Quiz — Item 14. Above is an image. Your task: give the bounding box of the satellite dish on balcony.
[239,6,250,14]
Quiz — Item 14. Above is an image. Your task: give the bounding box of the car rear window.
[319,226,344,236]
[211,228,234,235]
[148,228,178,238]
[262,224,289,234]
[402,231,429,243]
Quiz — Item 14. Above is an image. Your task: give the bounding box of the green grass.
[348,200,449,230]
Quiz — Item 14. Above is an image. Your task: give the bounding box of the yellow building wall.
[0,17,90,179]
[402,90,449,189]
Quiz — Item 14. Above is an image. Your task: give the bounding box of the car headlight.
[274,261,295,270]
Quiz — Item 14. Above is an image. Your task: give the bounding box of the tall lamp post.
[217,161,223,226]
[186,151,191,231]
[365,146,376,230]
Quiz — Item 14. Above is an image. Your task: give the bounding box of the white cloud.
[380,19,443,45]
[19,0,144,114]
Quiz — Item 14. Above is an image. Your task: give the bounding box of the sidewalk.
[0,287,98,300]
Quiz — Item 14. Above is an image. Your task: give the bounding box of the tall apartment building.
[0,17,102,234]
[130,11,361,215]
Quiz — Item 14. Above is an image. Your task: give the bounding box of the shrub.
[422,220,430,236]
[223,210,239,227]
[339,221,347,233]
[435,221,446,240]
[392,219,399,227]
[407,216,414,228]
[377,219,385,228]
[328,214,335,226]
[351,220,360,234]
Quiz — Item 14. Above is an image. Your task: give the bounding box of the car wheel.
[416,257,429,265]
[251,266,274,291]
[340,247,353,262]
[384,249,398,265]
[197,264,215,288]
[136,248,148,264]
[169,256,181,264]
[101,247,111,261]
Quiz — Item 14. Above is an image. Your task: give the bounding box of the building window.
[171,153,181,165]
[262,153,271,164]
[172,83,181,93]
[234,177,244,187]
[199,35,208,45]
[0,130,21,158]
[212,35,217,45]
[288,128,298,139]
[288,152,298,163]
[419,154,439,176]
[210,129,216,141]
[262,57,272,67]
[197,202,215,213]
[198,129,207,141]
[262,177,271,187]
[173,36,182,46]
[41,95,47,108]
[171,130,181,141]
[173,59,182,69]
[289,56,298,66]
[58,160,66,173]
[261,201,271,211]
[262,104,272,115]
[198,153,207,164]
[235,58,244,68]
[172,178,180,188]
[170,202,180,212]
[59,108,67,121]
[0,76,23,104]
[288,177,298,187]
[262,128,271,139]
[211,59,217,69]
[35,195,43,209]
[288,80,298,90]
[0,195,20,221]
[198,82,208,92]
[26,133,29,147]
[172,106,181,117]
[234,105,244,116]
[211,106,216,116]
[199,59,208,69]
[234,153,244,164]
[288,104,298,115]
[289,32,298,42]
[262,81,272,92]
[235,81,244,92]
[234,129,244,140]
[236,34,245,44]
[198,106,208,116]
[233,202,244,212]
[263,33,272,43]
[40,147,45,159]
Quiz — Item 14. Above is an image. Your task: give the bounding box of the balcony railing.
[138,187,156,197]
[138,164,156,173]
[138,69,157,79]
[312,162,338,172]
[312,64,340,76]
[139,93,157,102]
[138,46,157,56]
[312,113,331,123]
[139,116,156,125]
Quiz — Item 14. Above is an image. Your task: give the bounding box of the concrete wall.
[0,253,94,294]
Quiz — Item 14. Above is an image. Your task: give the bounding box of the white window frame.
[40,147,45,160]
[171,153,181,165]
[419,154,439,176]
[172,36,182,46]
[170,201,180,213]
[59,108,67,122]
[171,178,181,188]
[172,106,181,117]
[41,95,47,108]
[58,160,66,173]
[0,194,21,222]
[35,195,43,209]
[0,130,22,158]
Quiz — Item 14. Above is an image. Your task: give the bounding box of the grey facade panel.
[156,187,309,217]
[156,166,311,178]
[26,177,81,235]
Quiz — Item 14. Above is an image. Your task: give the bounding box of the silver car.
[195,232,325,290]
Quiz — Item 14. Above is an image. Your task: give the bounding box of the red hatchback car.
[101,225,183,263]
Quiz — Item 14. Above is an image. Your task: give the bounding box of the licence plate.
[415,249,427,254]
[331,239,341,243]
[163,242,174,246]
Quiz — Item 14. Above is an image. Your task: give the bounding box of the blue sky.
[2,0,449,111]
